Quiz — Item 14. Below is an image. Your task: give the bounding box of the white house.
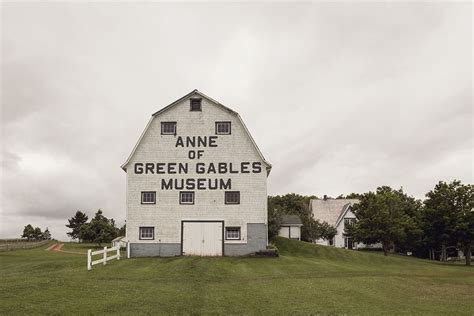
[121,90,272,257]
[310,197,359,249]
[278,215,303,240]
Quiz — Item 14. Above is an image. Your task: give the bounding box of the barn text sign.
[134,136,262,190]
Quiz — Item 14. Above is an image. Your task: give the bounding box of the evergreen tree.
[42,228,51,240]
[21,224,35,241]
[66,211,89,241]
[79,210,119,247]
[32,227,43,240]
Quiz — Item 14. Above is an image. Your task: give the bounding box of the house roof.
[281,214,303,226]
[310,199,359,226]
[121,89,272,173]
[112,236,125,242]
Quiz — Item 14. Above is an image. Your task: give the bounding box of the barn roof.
[121,89,272,172]
[310,199,359,226]
[281,214,303,226]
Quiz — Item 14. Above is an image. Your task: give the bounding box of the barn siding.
[124,92,269,256]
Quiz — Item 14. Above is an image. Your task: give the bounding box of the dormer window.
[161,122,177,135]
[190,98,202,111]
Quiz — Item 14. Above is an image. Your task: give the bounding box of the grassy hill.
[0,238,472,315]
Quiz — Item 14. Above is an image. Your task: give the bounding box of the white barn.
[121,90,272,257]
[310,198,359,249]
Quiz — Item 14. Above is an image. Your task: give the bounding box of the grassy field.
[0,238,473,315]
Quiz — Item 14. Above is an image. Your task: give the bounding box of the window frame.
[179,191,195,205]
[161,121,177,135]
[141,191,156,205]
[225,227,241,240]
[190,98,202,111]
[139,227,155,240]
[225,191,240,205]
[344,218,355,228]
[215,121,231,135]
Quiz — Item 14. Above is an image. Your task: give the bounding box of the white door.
[290,226,300,240]
[182,222,223,256]
[278,226,290,238]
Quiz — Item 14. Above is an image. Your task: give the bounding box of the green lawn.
[0,238,473,315]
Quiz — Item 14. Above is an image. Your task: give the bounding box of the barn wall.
[124,93,269,256]
[130,243,181,257]
[224,224,267,256]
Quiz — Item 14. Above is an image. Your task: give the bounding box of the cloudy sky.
[1,2,472,240]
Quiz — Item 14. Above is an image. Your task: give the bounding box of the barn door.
[182,222,223,256]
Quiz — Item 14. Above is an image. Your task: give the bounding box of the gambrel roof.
[121,89,272,173]
[310,199,359,227]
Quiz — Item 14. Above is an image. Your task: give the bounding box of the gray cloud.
[1,2,472,240]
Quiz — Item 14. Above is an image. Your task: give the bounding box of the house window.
[344,218,355,228]
[180,191,194,204]
[225,191,240,204]
[161,122,177,135]
[225,227,241,240]
[215,121,231,135]
[139,227,154,240]
[190,98,202,111]
[141,191,156,204]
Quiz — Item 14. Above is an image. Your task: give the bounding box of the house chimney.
[323,195,327,200]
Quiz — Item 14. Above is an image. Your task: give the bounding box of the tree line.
[21,225,51,241]
[268,180,473,266]
[66,209,125,247]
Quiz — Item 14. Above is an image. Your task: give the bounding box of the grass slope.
[0,238,472,315]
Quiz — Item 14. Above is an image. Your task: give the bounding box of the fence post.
[87,249,92,271]
[117,245,120,260]
[103,246,107,265]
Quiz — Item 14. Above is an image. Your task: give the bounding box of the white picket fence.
[87,246,120,271]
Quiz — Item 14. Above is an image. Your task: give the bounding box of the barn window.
[161,122,177,135]
[225,227,241,240]
[141,191,156,204]
[215,121,231,135]
[225,191,240,204]
[180,191,195,204]
[139,227,154,240]
[190,98,202,111]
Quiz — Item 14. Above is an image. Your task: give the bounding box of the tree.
[320,221,337,241]
[21,224,35,241]
[424,180,474,264]
[348,186,422,256]
[79,209,119,247]
[66,211,88,241]
[268,198,284,239]
[118,224,126,237]
[42,228,51,240]
[337,193,363,199]
[32,227,43,240]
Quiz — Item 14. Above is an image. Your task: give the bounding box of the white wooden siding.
[125,93,268,245]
